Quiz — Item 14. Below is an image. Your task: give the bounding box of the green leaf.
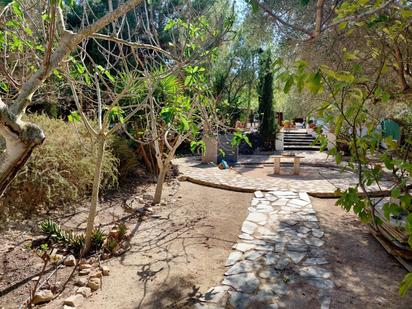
[68,111,81,122]
[11,1,23,18]
[400,273,412,297]
[0,82,9,92]
[306,71,322,94]
[283,76,294,94]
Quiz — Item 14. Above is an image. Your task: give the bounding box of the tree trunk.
[0,0,144,197]
[153,165,167,205]
[83,134,106,255]
[0,103,45,196]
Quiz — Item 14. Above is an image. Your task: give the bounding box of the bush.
[2,114,118,218]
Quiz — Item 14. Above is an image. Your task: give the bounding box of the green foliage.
[91,228,105,249]
[39,218,85,252]
[258,49,276,149]
[2,115,118,218]
[117,223,128,239]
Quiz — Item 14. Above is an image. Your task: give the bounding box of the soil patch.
[312,197,412,308]
[75,181,251,309]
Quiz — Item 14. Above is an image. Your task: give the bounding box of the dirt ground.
[0,180,250,309]
[1,173,412,309]
[77,181,251,309]
[312,197,412,309]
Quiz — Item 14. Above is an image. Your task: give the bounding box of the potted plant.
[282,119,290,128]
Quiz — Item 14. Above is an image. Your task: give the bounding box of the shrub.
[2,114,118,218]
[111,136,140,181]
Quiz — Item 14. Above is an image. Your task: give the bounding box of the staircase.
[283,130,320,151]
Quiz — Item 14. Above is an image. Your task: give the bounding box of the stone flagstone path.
[175,157,393,196]
[196,191,333,309]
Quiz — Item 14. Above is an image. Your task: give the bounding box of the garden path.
[195,190,332,309]
[173,155,393,309]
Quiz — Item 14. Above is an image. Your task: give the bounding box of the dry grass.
[2,114,119,219]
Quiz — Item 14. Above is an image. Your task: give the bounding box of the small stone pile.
[32,254,110,308]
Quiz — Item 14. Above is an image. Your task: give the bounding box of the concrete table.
[272,155,304,175]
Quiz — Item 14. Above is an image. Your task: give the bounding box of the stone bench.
[271,155,304,175]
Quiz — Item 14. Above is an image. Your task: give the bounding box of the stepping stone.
[274,257,290,270]
[233,243,256,253]
[244,251,264,261]
[223,273,260,294]
[299,192,311,202]
[225,260,255,276]
[246,213,268,225]
[258,269,279,279]
[307,278,334,289]
[312,229,324,238]
[305,238,325,247]
[225,251,243,267]
[264,253,280,266]
[260,281,288,296]
[254,191,264,198]
[303,258,329,266]
[299,266,332,279]
[241,221,257,235]
[287,241,307,252]
[298,227,310,234]
[287,251,306,264]
[228,291,253,309]
[239,233,254,241]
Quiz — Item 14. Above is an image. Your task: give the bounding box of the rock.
[274,257,290,270]
[299,192,311,202]
[79,269,90,276]
[287,240,307,252]
[87,277,101,291]
[241,221,257,235]
[245,213,267,225]
[32,289,54,304]
[304,238,325,247]
[64,294,84,307]
[225,251,243,267]
[89,271,102,279]
[254,191,264,198]
[303,258,329,266]
[76,287,92,298]
[199,285,229,304]
[298,226,310,234]
[222,272,260,294]
[101,266,110,276]
[225,260,255,276]
[75,277,88,287]
[239,233,254,241]
[244,251,264,261]
[233,243,256,253]
[286,251,306,264]
[299,266,332,279]
[79,263,92,270]
[228,290,253,309]
[64,255,76,266]
[312,229,324,238]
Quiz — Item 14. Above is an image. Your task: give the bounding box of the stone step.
[284,142,319,146]
[284,137,316,141]
[284,145,321,150]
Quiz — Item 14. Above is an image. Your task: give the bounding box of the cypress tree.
[258,49,276,150]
